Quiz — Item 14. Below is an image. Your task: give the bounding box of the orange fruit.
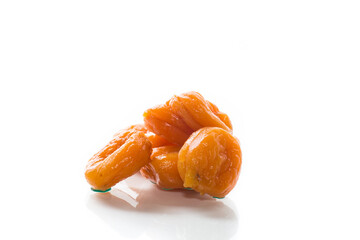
[178,127,241,198]
[85,129,152,191]
[140,146,183,189]
[144,91,232,146]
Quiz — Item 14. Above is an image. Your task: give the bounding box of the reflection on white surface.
[87,174,239,240]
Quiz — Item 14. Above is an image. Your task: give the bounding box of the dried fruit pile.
[85,91,242,198]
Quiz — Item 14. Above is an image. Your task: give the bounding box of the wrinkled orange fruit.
[115,124,171,148]
[85,129,152,191]
[178,127,242,198]
[140,146,183,189]
[144,91,232,146]
[85,91,242,198]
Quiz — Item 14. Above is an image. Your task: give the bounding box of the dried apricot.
[144,91,232,146]
[178,127,242,198]
[140,146,183,189]
[206,100,233,130]
[85,129,152,191]
[143,103,192,146]
[115,124,172,148]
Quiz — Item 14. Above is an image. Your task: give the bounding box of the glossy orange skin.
[85,129,152,191]
[206,100,233,130]
[140,146,183,189]
[115,124,171,148]
[144,91,232,146]
[178,127,242,198]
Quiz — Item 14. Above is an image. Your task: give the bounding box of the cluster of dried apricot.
[85,91,242,198]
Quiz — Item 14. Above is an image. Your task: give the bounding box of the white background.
[0,1,359,239]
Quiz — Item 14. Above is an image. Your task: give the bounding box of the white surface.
[1,1,360,239]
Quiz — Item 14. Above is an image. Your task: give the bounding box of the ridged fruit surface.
[141,146,183,189]
[178,127,241,198]
[85,129,152,191]
[144,91,232,146]
[114,124,171,148]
